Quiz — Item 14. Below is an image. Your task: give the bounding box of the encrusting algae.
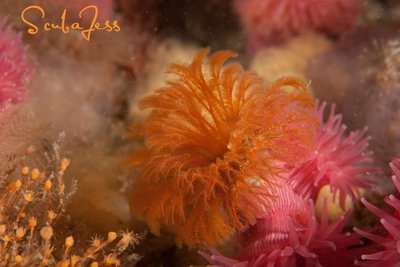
[128,49,318,248]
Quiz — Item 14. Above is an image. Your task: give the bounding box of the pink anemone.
[289,102,377,209]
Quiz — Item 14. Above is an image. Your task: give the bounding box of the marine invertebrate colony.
[200,182,361,267]
[0,137,140,266]
[289,102,376,209]
[235,0,361,53]
[199,101,377,265]
[129,49,317,247]
[354,159,400,266]
[0,19,34,108]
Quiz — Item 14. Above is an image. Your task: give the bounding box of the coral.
[0,18,34,108]
[354,159,400,266]
[129,49,317,248]
[289,102,377,209]
[200,182,361,267]
[234,0,361,53]
[0,136,140,266]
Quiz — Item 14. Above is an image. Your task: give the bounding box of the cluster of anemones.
[199,101,377,266]
[128,48,377,256]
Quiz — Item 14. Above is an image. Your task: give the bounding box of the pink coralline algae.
[200,181,361,267]
[0,19,34,108]
[234,0,361,53]
[289,102,376,209]
[354,159,400,266]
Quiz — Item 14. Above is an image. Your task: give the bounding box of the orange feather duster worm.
[129,49,318,248]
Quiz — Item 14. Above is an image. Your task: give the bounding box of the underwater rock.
[43,0,114,22]
[234,0,361,53]
[29,51,114,142]
[162,0,240,51]
[250,32,332,89]
[66,141,134,234]
[307,26,400,176]
[129,39,199,120]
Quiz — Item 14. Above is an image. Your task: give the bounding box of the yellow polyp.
[40,258,49,266]
[48,210,57,221]
[44,180,52,191]
[0,225,6,235]
[70,255,79,267]
[21,166,29,176]
[8,180,22,192]
[31,169,40,181]
[24,192,34,202]
[2,235,10,243]
[65,236,74,248]
[28,217,37,229]
[14,255,23,263]
[60,158,70,171]
[15,227,26,240]
[40,226,53,240]
[107,232,117,243]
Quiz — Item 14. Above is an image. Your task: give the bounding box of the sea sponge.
[0,18,34,108]
[354,159,400,266]
[130,39,199,120]
[250,32,332,89]
[129,49,317,248]
[234,0,361,53]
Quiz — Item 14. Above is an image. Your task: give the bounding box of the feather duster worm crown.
[129,49,318,248]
